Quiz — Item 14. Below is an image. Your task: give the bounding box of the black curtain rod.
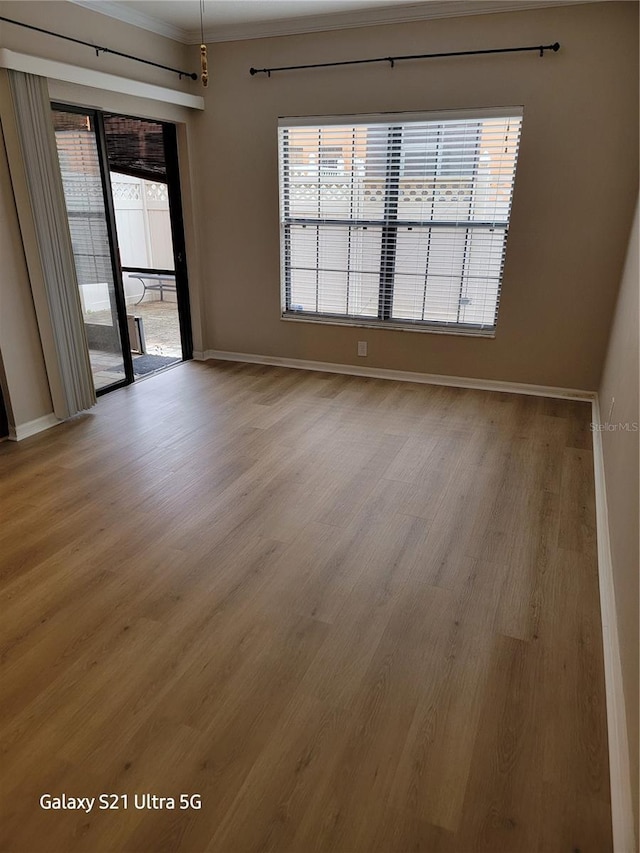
[250,42,560,76]
[0,15,198,80]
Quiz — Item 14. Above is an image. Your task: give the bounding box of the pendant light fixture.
[200,0,208,87]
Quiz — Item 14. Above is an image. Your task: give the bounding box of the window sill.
[280,313,496,339]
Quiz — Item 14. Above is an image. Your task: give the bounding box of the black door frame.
[163,122,193,360]
[95,110,136,388]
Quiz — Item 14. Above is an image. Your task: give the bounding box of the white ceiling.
[72,0,597,44]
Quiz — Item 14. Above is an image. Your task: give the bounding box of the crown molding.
[71,0,594,46]
[70,0,189,43]
[194,1,591,44]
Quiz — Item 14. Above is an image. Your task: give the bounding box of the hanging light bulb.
[200,0,208,87]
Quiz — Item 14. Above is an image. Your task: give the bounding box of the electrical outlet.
[357,341,367,357]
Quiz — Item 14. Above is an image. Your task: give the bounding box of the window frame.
[278,107,523,338]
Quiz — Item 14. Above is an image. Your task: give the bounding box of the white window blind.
[278,108,523,334]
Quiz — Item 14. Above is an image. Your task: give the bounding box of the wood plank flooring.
[0,361,612,852]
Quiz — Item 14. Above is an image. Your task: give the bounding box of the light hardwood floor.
[0,361,612,852]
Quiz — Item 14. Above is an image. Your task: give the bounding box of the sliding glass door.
[51,108,132,392]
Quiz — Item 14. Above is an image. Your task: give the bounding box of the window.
[278,108,522,334]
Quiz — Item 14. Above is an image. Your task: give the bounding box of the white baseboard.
[591,397,637,853]
[194,349,595,401]
[9,413,61,441]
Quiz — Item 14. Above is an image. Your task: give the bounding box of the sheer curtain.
[8,70,95,417]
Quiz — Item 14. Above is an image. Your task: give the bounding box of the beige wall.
[190,1,638,389]
[0,0,637,419]
[599,197,639,844]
